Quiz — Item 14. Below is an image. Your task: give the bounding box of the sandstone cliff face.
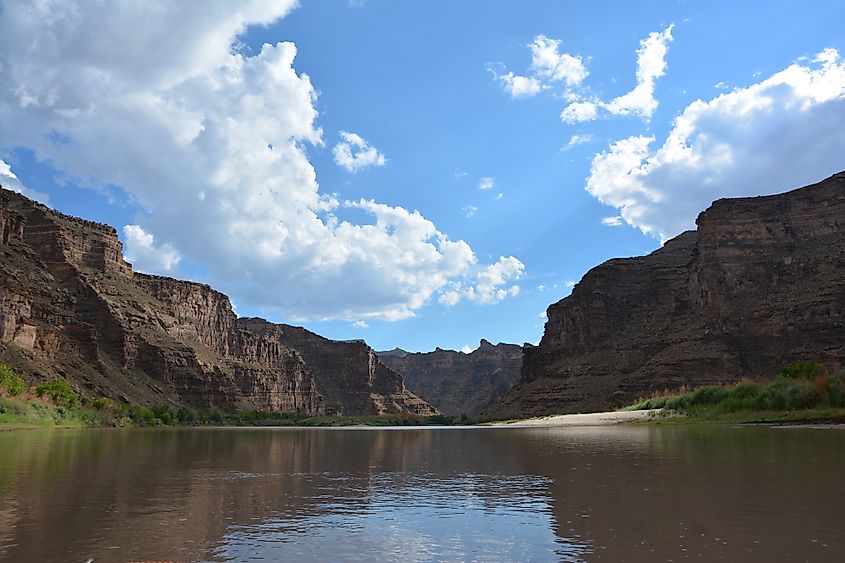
[0,187,434,416]
[378,340,523,416]
[240,319,435,416]
[492,172,845,418]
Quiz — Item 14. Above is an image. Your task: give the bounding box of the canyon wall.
[0,187,434,416]
[379,340,523,416]
[491,172,845,418]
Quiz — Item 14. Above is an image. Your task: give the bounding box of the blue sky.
[1,0,844,352]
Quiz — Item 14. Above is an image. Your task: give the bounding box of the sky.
[1,0,844,353]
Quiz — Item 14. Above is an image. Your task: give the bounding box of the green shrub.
[665,395,690,410]
[0,364,26,397]
[138,406,156,424]
[779,361,827,380]
[639,396,668,410]
[151,404,174,425]
[92,397,109,410]
[425,414,451,425]
[628,367,845,418]
[34,378,78,407]
[115,400,132,417]
[687,385,728,406]
[176,406,196,424]
[195,409,210,424]
[731,381,762,400]
[826,375,845,408]
[234,410,259,425]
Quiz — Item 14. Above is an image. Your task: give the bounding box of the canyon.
[491,172,845,418]
[378,340,523,416]
[0,187,434,416]
[3,172,844,421]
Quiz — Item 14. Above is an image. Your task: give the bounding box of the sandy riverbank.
[495,409,661,427]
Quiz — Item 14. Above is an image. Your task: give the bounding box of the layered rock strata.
[492,172,845,417]
[378,340,523,416]
[0,187,434,416]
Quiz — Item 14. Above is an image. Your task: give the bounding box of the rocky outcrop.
[491,172,845,418]
[0,187,434,416]
[379,340,523,416]
[240,319,435,416]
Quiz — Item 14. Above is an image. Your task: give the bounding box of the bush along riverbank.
[0,366,104,428]
[626,362,845,424]
[0,364,468,429]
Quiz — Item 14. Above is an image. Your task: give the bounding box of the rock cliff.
[378,340,523,416]
[491,172,845,418]
[0,187,434,416]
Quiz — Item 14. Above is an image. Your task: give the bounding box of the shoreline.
[0,408,662,430]
[490,408,845,428]
[491,409,662,427]
[4,405,845,431]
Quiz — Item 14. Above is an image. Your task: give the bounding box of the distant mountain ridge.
[378,347,409,358]
[0,186,435,416]
[490,172,845,418]
[378,340,523,416]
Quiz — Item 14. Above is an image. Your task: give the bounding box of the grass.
[626,362,845,424]
[0,364,25,397]
[641,407,845,425]
[0,396,107,429]
[0,369,108,428]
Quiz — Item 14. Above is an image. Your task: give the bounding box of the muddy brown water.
[0,425,843,562]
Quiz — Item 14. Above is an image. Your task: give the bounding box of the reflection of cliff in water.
[514,425,845,562]
[3,426,841,562]
[0,428,586,562]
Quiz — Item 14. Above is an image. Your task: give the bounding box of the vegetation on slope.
[0,364,462,428]
[1,366,105,427]
[627,362,845,423]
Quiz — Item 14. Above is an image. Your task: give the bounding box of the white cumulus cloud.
[478,177,495,190]
[559,25,674,124]
[439,256,525,306]
[498,72,545,98]
[494,26,673,123]
[439,291,462,307]
[603,25,674,119]
[473,256,524,303]
[0,1,519,321]
[333,131,386,172]
[122,225,181,272]
[560,100,598,123]
[586,49,845,241]
[529,35,588,86]
[490,34,586,98]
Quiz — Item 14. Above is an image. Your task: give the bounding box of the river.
[0,425,843,562]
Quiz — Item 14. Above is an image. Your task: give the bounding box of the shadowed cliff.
[491,172,845,418]
[378,340,523,416]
